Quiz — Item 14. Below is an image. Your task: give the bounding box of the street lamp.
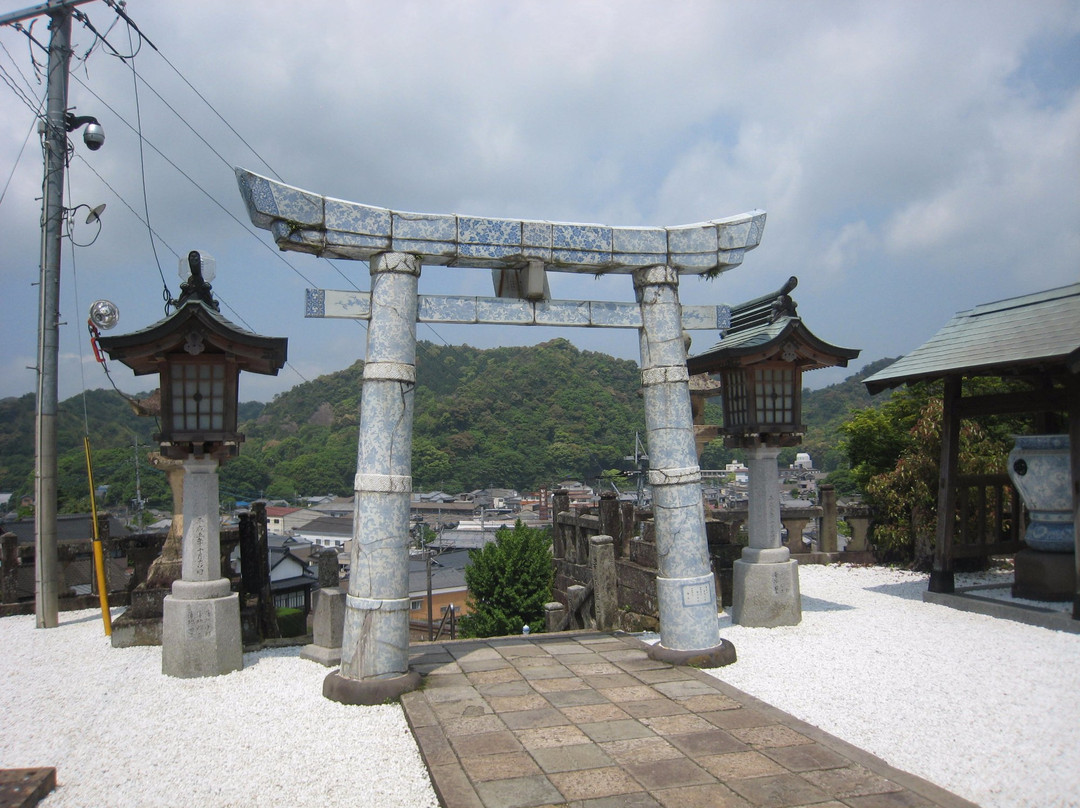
[97,252,287,677]
[687,277,858,627]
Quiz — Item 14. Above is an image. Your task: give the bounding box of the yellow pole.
[83,436,112,635]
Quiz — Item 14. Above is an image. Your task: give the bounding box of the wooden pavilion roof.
[864,283,1080,394]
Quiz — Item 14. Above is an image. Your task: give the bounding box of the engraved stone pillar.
[634,265,733,667]
[324,252,422,705]
[732,445,801,627]
[161,456,242,677]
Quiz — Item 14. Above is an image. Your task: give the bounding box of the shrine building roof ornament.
[235,168,766,276]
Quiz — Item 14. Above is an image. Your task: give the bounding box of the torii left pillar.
[324,252,423,705]
[635,265,734,668]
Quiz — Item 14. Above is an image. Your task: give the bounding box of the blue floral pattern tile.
[235,169,766,276]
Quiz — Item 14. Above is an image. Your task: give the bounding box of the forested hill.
[241,339,646,494]
[0,341,895,511]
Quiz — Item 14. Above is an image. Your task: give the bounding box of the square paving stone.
[519,665,576,680]
[566,793,662,808]
[517,725,593,750]
[727,772,831,808]
[579,718,657,743]
[500,707,571,730]
[469,668,526,685]
[620,698,689,719]
[530,676,589,693]
[449,644,503,660]
[845,792,940,808]
[652,679,723,699]
[597,685,663,702]
[763,743,851,772]
[474,774,565,808]
[729,724,814,749]
[632,667,693,684]
[653,782,753,808]
[426,763,485,808]
[498,643,550,657]
[667,728,749,757]
[543,688,611,708]
[567,662,623,676]
[702,707,774,730]
[529,743,615,774]
[411,724,458,766]
[800,765,903,799]
[560,703,631,723]
[477,678,535,695]
[698,750,787,780]
[599,736,684,765]
[449,729,523,758]
[461,751,542,782]
[582,673,640,689]
[549,766,644,801]
[460,658,514,673]
[640,713,716,736]
[625,756,716,791]
[414,661,464,676]
[424,672,471,687]
[487,694,551,713]
[442,714,508,737]
[677,694,743,712]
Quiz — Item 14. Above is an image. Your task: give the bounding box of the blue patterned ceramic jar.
[1007,434,1073,553]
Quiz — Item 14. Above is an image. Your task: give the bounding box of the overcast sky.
[1,0,1077,406]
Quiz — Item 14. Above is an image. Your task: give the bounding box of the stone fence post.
[819,484,838,553]
[589,534,617,630]
[1,533,17,604]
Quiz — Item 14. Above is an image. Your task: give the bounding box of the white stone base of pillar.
[161,582,242,678]
[730,553,802,627]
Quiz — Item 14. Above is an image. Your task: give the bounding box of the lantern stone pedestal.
[731,445,802,627]
[161,457,242,678]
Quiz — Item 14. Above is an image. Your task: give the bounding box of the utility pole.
[2,0,100,627]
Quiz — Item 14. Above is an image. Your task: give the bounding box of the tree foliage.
[459,521,553,638]
[839,377,1033,567]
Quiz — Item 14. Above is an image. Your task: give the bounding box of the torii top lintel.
[235,168,765,276]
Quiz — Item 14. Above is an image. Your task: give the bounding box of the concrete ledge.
[300,644,341,667]
[647,638,736,668]
[323,668,422,705]
[923,589,1080,634]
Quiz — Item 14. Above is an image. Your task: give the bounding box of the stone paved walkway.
[401,632,977,808]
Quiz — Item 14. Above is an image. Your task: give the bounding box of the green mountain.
[0,341,893,512]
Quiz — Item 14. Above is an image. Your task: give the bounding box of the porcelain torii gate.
[236,169,765,704]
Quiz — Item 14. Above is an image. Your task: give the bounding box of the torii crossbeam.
[236,168,764,703]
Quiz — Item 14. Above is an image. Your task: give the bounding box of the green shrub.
[276,607,306,637]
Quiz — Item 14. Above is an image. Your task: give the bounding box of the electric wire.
[0,36,39,98]
[122,24,171,309]
[0,111,41,209]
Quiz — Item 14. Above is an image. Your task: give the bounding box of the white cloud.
[0,0,1077,402]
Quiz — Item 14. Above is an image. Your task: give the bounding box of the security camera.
[65,114,104,151]
[83,122,105,151]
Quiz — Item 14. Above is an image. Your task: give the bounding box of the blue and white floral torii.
[236,168,765,704]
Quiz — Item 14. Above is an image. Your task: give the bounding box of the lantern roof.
[97,298,288,377]
[687,277,859,373]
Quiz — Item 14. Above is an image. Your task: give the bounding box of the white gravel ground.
[2,566,1076,808]
[705,565,1080,808]
[0,610,439,808]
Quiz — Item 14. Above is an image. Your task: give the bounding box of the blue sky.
[1,0,1077,404]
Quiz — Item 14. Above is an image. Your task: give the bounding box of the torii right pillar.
[634,266,735,667]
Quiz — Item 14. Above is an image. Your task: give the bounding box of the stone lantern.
[98,251,287,677]
[687,277,858,626]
